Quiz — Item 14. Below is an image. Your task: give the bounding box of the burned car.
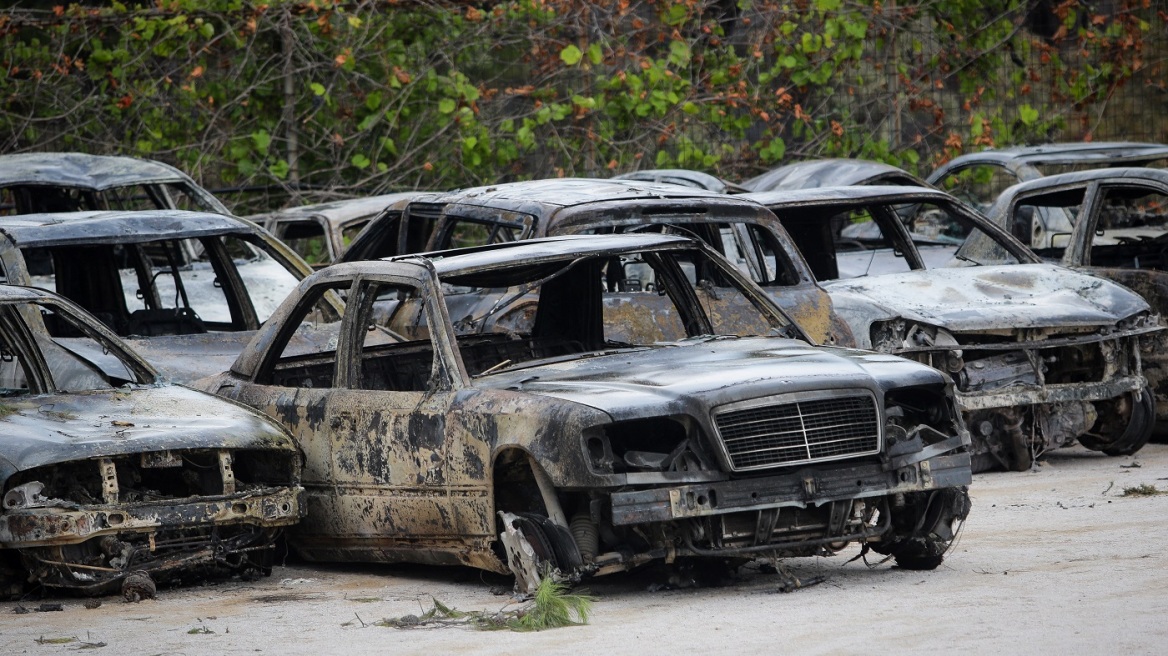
[0,210,321,382]
[0,152,231,216]
[201,233,972,591]
[612,169,750,194]
[250,192,426,266]
[986,167,1168,430]
[927,142,1168,212]
[744,186,1160,472]
[343,178,855,346]
[0,285,302,598]
[741,159,929,192]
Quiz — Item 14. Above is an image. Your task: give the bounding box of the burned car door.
[221,274,495,567]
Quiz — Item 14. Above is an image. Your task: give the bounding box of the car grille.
[714,394,881,471]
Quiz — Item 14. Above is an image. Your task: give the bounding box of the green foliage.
[0,0,1157,207]
[377,578,593,632]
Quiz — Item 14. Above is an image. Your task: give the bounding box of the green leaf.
[310,83,326,96]
[664,4,688,25]
[269,159,290,179]
[815,0,841,10]
[587,43,603,65]
[668,40,691,67]
[438,98,457,114]
[560,44,583,66]
[199,22,214,39]
[351,153,371,169]
[1018,104,1039,126]
[251,130,271,153]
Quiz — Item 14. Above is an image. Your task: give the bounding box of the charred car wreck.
[0,151,231,216]
[203,234,971,592]
[745,185,1160,472]
[0,286,302,598]
[0,209,324,382]
[986,167,1168,431]
[343,178,857,347]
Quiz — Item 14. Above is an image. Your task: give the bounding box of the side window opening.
[937,165,1020,212]
[353,282,437,392]
[261,283,347,388]
[1086,186,1168,269]
[273,219,330,265]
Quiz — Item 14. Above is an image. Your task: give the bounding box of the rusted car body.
[250,192,426,266]
[0,285,302,598]
[200,234,972,591]
[744,186,1160,472]
[612,169,750,193]
[343,178,855,346]
[0,152,230,216]
[927,142,1168,212]
[742,159,929,192]
[0,210,325,382]
[986,167,1168,431]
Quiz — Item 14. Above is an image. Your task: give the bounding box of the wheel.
[498,511,560,594]
[873,488,971,571]
[1079,391,1155,457]
[121,572,156,603]
[519,513,582,571]
[0,550,25,600]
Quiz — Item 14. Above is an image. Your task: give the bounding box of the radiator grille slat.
[715,395,880,470]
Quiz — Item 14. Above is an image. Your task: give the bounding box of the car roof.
[0,152,197,190]
[999,166,1168,189]
[937,142,1168,169]
[742,159,928,191]
[742,184,957,209]
[0,284,65,303]
[0,209,263,247]
[254,192,427,224]
[437,177,731,209]
[612,169,749,193]
[390,233,698,276]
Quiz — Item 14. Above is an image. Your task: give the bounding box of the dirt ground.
[5,443,1168,656]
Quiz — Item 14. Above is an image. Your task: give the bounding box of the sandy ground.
[5,443,1168,656]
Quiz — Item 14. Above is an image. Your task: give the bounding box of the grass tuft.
[507,577,592,632]
[376,577,594,632]
[1122,484,1164,497]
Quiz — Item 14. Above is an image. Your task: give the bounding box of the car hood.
[477,336,945,421]
[824,264,1149,332]
[125,333,258,384]
[0,384,295,479]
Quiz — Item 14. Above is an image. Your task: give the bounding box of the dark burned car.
[927,142,1168,212]
[250,192,427,266]
[0,285,302,598]
[741,159,929,192]
[201,233,972,592]
[343,178,855,346]
[612,169,749,194]
[744,186,1160,472]
[0,152,231,216]
[986,167,1168,431]
[0,209,321,382]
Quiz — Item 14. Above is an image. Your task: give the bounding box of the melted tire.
[873,488,971,571]
[1081,391,1155,457]
[1103,391,1155,456]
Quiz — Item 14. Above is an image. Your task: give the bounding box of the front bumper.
[955,374,1147,412]
[610,452,970,526]
[0,486,303,548]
